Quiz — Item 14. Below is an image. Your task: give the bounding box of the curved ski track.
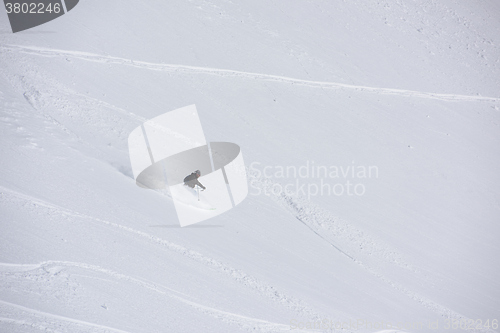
[0,299,129,333]
[1,185,495,333]
[0,262,297,333]
[0,186,342,333]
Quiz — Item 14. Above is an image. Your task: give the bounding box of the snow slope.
[1,0,499,332]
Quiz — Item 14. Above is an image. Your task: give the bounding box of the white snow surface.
[0,0,499,332]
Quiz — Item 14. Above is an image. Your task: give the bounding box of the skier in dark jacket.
[183,170,206,190]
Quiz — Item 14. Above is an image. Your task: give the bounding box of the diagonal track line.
[2,44,499,103]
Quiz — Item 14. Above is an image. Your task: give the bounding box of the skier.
[183,170,206,191]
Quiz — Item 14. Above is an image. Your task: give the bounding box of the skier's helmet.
[195,170,201,176]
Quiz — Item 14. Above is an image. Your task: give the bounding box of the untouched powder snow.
[0,0,499,332]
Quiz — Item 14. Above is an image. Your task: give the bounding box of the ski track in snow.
[0,300,129,333]
[247,174,497,333]
[1,43,496,333]
[249,171,413,270]
[0,262,302,333]
[0,186,347,333]
[0,51,146,178]
[1,185,495,333]
[0,317,64,333]
[2,44,499,103]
